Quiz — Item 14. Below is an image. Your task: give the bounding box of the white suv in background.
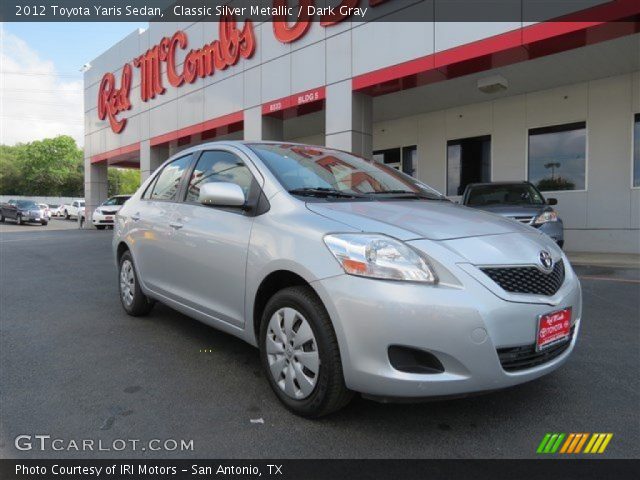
[92,195,131,229]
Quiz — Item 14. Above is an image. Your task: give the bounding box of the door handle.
[131,213,141,221]
[169,222,183,230]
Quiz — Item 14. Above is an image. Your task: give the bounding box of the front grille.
[102,210,117,215]
[497,326,574,372]
[481,260,565,296]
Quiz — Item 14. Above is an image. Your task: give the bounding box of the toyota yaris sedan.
[113,142,581,417]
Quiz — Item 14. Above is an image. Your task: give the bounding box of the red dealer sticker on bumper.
[537,308,572,351]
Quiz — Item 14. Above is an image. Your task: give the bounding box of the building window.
[528,122,586,191]
[373,146,417,177]
[634,114,640,187]
[446,135,491,196]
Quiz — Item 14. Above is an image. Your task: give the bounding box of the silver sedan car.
[113,142,581,417]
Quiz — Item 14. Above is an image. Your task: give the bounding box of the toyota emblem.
[539,251,553,270]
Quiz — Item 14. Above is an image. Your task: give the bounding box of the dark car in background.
[0,199,49,226]
[462,182,563,247]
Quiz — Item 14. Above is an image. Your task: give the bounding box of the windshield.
[249,144,444,200]
[466,184,545,206]
[17,200,38,209]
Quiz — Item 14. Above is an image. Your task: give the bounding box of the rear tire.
[259,286,353,417]
[64,210,70,220]
[118,251,154,316]
[16,215,22,225]
[41,220,48,226]
[0,214,4,223]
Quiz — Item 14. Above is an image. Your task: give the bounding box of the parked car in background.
[38,204,52,220]
[113,142,580,416]
[63,200,85,220]
[49,204,63,217]
[1,199,48,226]
[462,182,564,248]
[92,195,131,229]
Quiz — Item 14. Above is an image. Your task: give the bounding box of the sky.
[1,22,146,147]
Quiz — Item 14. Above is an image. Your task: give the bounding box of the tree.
[15,136,84,196]
[0,144,26,194]
[537,177,575,191]
[108,168,140,196]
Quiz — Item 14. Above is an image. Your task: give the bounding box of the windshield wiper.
[288,187,363,198]
[367,190,446,200]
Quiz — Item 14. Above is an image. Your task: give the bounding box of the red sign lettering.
[97,63,132,134]
[98,2,391,133]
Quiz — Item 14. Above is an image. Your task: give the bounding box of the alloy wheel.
[120,259,135,307]
[266,307,320,400]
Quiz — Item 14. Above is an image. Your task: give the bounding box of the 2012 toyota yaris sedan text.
[113,142,581,417]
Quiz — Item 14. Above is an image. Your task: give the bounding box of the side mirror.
[547,198,558,206]
[199,182,246,208]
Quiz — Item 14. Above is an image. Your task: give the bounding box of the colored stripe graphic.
[584,433,614,454]
[537,433,565,453]
[538,433,613,454]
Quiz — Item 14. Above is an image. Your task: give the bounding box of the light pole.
[544,162,561,180]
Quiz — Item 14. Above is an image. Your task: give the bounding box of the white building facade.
[84,0,640,253]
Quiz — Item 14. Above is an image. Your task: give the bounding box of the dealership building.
[84,0,640,254]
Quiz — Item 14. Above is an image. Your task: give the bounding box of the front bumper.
[92,211,117,225]
[23,215,44,223]
[312,260,581,399]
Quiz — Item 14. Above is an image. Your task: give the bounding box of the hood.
[468,204,548,218]
[306,200,535,241]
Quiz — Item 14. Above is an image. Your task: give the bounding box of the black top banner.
[1,0,638,22]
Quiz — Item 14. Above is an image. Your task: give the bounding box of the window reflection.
[149,155,192,201]
[186,151,253,203]
[528,122,586,191]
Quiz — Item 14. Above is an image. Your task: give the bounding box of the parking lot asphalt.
[1,228,638,459]
[0,217,80,233]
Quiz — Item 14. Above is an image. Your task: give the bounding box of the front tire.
[259,286,353,417]
[64,210,70,220]
[0,214,4,223]
[41,220,48,226]
[118,251,154,316]
[16,215,22,225]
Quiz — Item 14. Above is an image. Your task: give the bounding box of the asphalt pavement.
[1,228,638,459]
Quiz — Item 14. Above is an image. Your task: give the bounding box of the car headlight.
[533,210,558,225]
[323,234,437,283]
